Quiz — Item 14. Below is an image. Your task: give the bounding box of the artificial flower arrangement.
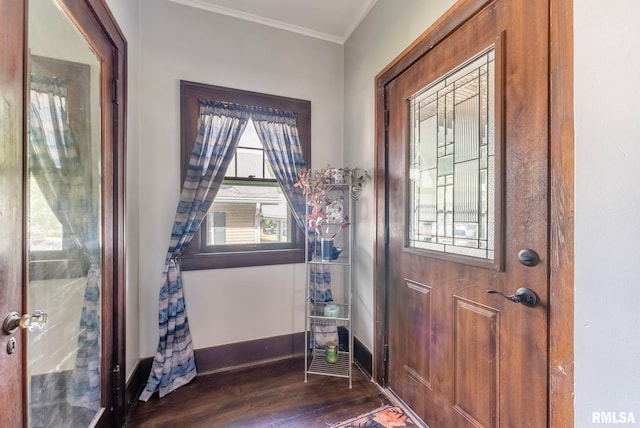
[295,166,370,239]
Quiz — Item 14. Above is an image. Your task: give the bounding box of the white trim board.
[167,0,378,45]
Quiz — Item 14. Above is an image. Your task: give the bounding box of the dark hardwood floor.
[126,357,392,427]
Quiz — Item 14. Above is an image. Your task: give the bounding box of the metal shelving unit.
[304,181,355,387]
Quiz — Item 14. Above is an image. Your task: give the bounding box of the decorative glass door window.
[408,47,497,261]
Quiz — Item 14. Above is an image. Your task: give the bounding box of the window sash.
[200,179,297,251]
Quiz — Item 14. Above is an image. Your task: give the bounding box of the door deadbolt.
[518,249,540,267]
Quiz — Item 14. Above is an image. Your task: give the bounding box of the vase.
[320,238,333,261]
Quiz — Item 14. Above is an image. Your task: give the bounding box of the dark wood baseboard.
[125,357,152,419]
[124,330,373,414]
[353,335,373,378]
[195,332,306,374]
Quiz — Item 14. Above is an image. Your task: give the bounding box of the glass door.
[26,0,103,425]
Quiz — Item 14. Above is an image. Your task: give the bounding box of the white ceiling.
[168,0,378,44]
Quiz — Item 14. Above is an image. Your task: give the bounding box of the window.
[28,55,97,280]
[207,119,292,247]
[179,81,311,270]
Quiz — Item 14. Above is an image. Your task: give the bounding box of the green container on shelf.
[325,343,338,364]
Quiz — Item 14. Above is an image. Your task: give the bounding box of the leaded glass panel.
[408,47,495,260]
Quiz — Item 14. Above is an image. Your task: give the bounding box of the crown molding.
[168,0,346,44]
[344,0,378,42]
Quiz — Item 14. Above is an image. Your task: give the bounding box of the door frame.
[0,0,127,426]
[372,0,574,426]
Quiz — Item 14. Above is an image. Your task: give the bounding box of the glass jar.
[324,303,340,318]
[325,342,338,364]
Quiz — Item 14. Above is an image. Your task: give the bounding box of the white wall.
[343,0,456,351]
[137,0,344,357]
[105,0,141,381]
[574,1,640,424]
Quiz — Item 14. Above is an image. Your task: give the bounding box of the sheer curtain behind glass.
[140,101,249,401]
[29,76,101,410]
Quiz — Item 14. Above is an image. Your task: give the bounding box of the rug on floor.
[330,405,420,428]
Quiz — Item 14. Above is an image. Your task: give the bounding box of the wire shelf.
[307,350,351,378]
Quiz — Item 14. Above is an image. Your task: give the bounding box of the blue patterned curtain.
[29,76,102,410]
[251,108,307,230]
[140,101,249,401]
[251,108,333,317]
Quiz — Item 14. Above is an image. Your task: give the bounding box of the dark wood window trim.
[179,81,311,270]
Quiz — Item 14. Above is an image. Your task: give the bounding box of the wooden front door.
[382,0,549,426]
[0,0,126,426]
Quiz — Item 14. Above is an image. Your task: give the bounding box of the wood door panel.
[384,0,549,426]
[454,298,499,427]
[388,277,432,417]
[403,280,432,388]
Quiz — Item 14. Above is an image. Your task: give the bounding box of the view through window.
[206,118,291,246]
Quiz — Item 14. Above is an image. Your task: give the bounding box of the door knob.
[487,288,537,307]
[3,310,48,335]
